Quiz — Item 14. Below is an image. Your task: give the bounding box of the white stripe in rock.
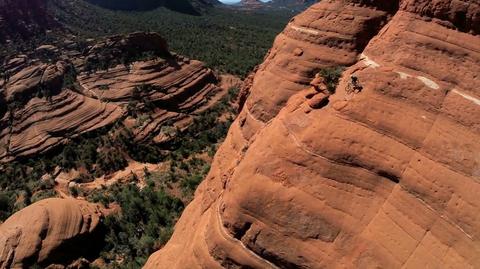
[290,25,320,35]
[360,53,380,68]
[396,71,440,90]
[417,76,440,90]
[452,89,480,106]
[396,71,411,79]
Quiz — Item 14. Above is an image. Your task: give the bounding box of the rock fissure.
[215,202,279,269]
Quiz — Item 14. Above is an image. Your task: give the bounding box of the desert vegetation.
[318,67,345,94]
[92,182,184,267]
[0,87,237,267]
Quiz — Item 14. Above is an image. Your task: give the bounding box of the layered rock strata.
[0,32,224,161]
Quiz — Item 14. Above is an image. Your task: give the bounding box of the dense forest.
[85,0,199,13]
[52,0,292,77]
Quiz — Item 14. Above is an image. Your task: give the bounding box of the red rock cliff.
[145,0,480,268]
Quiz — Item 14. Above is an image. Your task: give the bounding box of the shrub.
[0,192,12,220]
[69,186,80,197]
[319,67,344,94]
[99,183,184,266]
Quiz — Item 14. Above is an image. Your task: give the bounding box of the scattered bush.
[318,67,345,94]
[98,183,184,267]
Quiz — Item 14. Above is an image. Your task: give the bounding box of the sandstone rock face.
[0,198,103,268]
[145,0,480,268]
[0,32,223,161]
[243,0,397,123]
[4,61,67,103]
[0,60,123,162]
[0,89,122,161]
[78,57,217,104]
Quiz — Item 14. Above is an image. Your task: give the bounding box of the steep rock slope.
[0,60,123,162]
[0,198,104,268]
[243,0,398,123]
[145,0,480,268]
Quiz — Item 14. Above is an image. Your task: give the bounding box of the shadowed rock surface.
[144,0,480,268]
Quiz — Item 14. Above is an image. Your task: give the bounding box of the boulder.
[0,198,104,268]
[4,61,67,103]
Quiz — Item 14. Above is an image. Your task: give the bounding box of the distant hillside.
[231,0,315,10]
[0,0,222,43]
[269,0,316,8]
[0,0,58,41]
[240,0,264,8]
[85,0,220,14]
[271,0,315,5]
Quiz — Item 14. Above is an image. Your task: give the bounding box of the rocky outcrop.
[4,61,67,103]
[145,0,480,268]
[400,0,479,34]
[0,32,224,161]
[0,59,123,162]
[78,56,217,104]
[0,198,104,268]
[0,89,122,161]
[84,32,171,71]
[243,0,398,123]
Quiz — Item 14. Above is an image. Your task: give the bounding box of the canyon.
[144,0,480,268]
[0,31,236,268]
